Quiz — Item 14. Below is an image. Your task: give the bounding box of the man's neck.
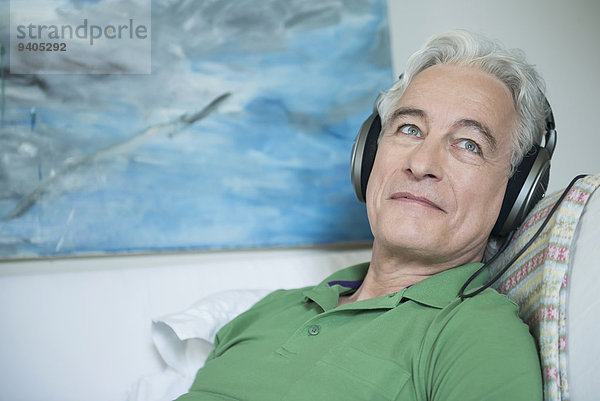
[338,241,483,306]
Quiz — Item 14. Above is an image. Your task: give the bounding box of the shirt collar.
[303,261,487,311]
[302,262,369,311]
[402,262,486,308]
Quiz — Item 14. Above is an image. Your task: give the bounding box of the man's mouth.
[390,192,446,213]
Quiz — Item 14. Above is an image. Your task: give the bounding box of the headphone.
[350,77,557,237]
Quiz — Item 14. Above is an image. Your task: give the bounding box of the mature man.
[177,30,545,401]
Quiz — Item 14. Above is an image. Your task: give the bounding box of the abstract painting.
[0,0,392,259]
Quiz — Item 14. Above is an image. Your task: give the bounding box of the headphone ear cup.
[351,110,382,203]
[491,146,551,236]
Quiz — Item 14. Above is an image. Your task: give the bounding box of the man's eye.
[399,125,421,137]
[458,139,481,153]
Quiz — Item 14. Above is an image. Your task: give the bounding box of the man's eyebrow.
[453,118,497,151]
[388,107,427,123]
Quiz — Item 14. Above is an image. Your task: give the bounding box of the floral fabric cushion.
[488,174,600,401]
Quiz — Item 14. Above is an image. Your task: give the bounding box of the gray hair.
[377,30,549,174]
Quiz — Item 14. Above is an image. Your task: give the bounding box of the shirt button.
[308,324,320,336]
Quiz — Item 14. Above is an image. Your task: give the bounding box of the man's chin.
[375,234,447,257]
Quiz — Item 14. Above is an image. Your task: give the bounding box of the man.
[177,30,544,400]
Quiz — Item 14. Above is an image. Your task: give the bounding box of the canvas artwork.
[0,0,392,259]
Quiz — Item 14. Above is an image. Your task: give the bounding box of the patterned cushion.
[488,174,600,401]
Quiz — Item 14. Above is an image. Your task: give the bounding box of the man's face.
[366,64,516,266]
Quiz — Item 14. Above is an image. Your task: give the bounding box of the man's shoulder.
[425,287,536,358]
[417,288,542,401]
[218,286,313,328]
[441,288,526,333]
[251,286,313,308]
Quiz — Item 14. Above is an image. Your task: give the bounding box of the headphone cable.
[459,174,589,300]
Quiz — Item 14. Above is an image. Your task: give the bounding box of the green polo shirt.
[177,262,542,401]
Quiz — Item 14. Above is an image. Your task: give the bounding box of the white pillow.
[152,288,271,375]
[567,188,600,400]
[128,289,271,401]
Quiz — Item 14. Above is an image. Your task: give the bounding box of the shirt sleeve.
[419,292,543,401]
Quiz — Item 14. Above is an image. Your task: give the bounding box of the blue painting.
[0,0,392,259]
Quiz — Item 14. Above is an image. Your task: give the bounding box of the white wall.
[387,0,600,192]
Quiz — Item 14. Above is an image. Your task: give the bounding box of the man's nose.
[404,138,444,180]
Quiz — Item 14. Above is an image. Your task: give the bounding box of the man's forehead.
[393,64,517,140]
